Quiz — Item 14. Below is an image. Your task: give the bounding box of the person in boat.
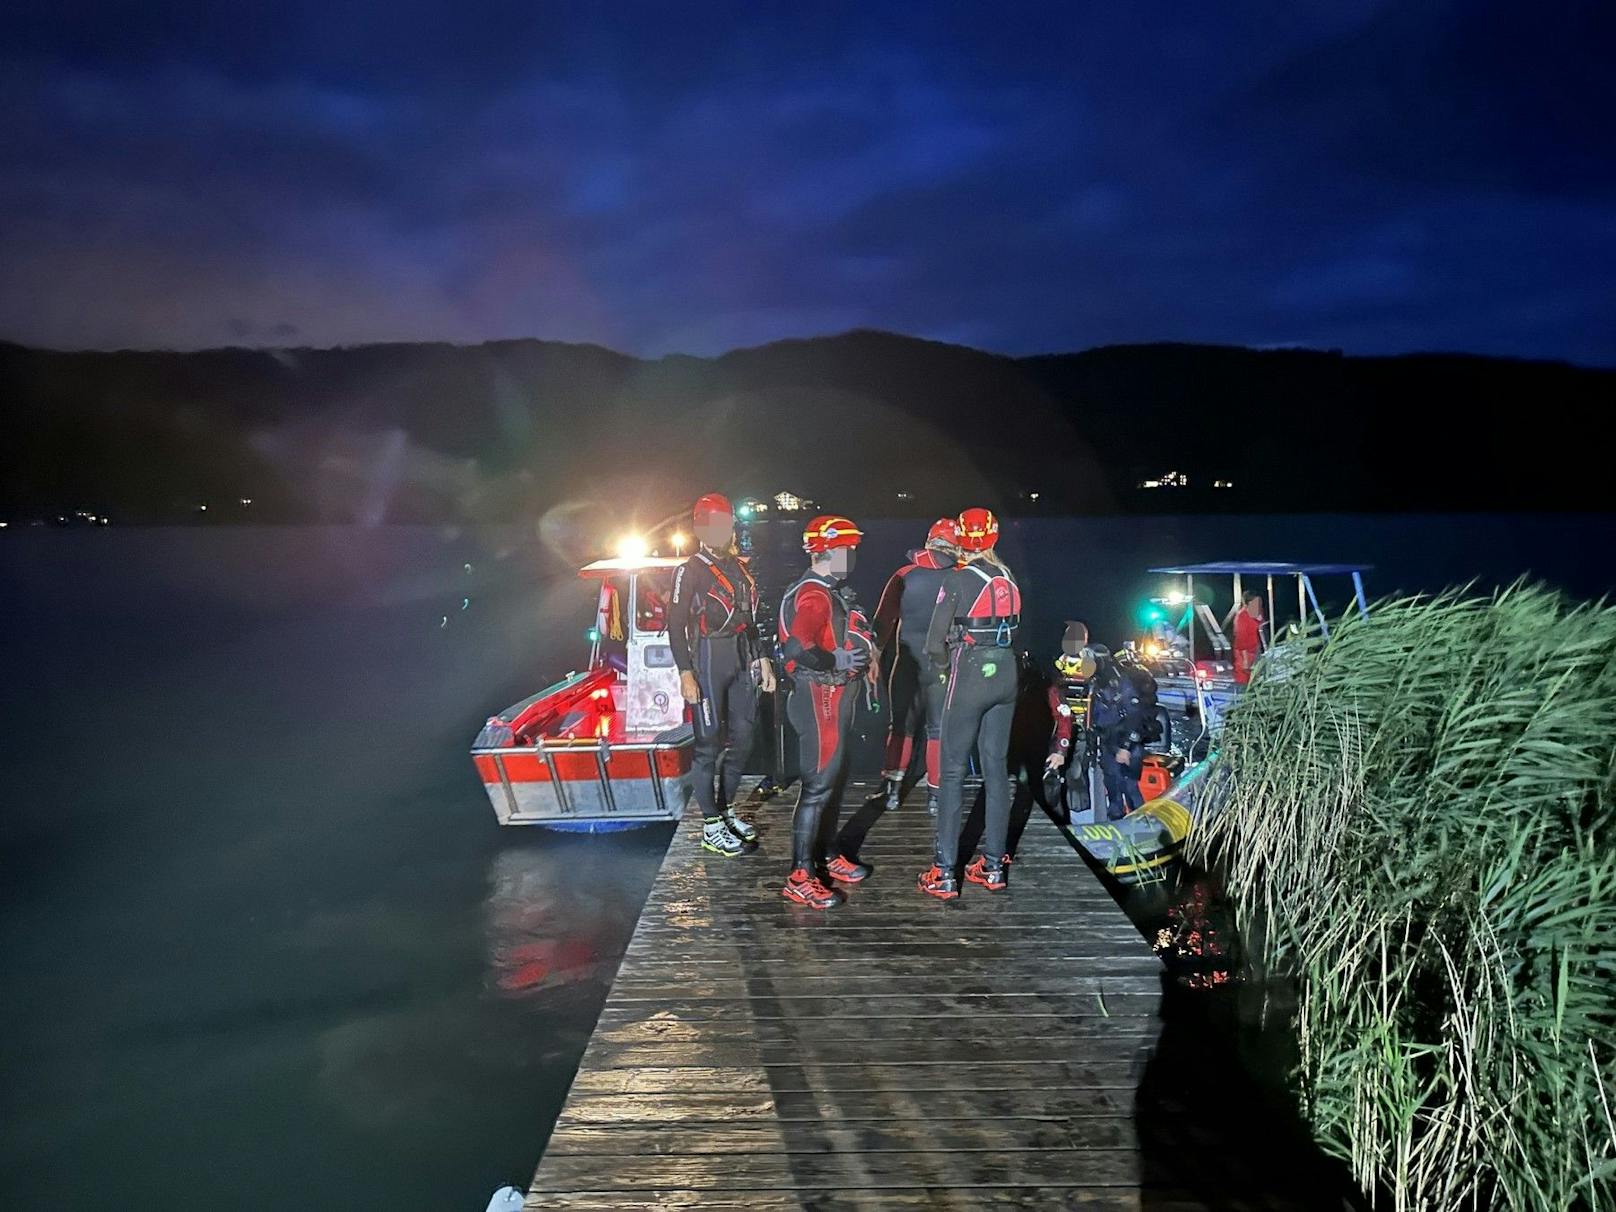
[871,517,961,814]
[918,507,1023,899]
[1044,620,1098,820]
[776,514,878,909]
[668,492,774,857]
[1090,648,1154,821]
[1232,589,1265,685]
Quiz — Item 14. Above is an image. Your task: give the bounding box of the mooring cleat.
[964,852,1009,891]
[916,863,959,900]
[701,818,749,857]
[782,868,844,910]
[825,854,870,883]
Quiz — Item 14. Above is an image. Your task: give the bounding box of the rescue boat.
[470,555,694,831]
[1066,561,1371,882]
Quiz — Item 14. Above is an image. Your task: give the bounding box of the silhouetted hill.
[1,331,1609,524]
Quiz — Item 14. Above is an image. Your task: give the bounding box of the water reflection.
[482,840,656,999]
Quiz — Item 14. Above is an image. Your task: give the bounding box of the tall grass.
[1191,584,1616,1210]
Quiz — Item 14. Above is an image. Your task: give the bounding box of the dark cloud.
[0,1,1610,363]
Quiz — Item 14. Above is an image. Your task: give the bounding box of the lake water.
[2,514,1612,1210]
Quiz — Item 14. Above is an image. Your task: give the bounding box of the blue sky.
[2,0,1611,362]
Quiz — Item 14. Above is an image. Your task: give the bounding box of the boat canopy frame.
[1147,561,1372,661]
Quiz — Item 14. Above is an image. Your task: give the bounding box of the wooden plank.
[545,1086,1140,1125]
[530,1146,1146,1190]
[524,1188,1216,1211]
[524,790,1181,1208]
[604,972,1160,999]
[592,991,1162,1021]
[567,1061,1145,1096]
[589,1015,1157,1047]
[544,1117,1138,1155]
[580,1038,1154,1070]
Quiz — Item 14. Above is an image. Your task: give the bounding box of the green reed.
[1190,584,1616,1210]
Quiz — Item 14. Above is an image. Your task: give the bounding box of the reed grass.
[1190,584,1616,1210]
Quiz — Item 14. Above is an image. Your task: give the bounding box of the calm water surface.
[2,514,1612,1210]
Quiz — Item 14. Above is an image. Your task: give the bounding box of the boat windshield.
[636,570,672,634]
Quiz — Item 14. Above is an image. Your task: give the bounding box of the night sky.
[2,1,1612,363]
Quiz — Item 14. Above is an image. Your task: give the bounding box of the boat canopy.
[1148,560,1371,654]
[579,555,686,579]
[1148,562,1373,576]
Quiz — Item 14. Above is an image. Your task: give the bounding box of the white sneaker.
[701,818,747,856]
[722,808,758,844]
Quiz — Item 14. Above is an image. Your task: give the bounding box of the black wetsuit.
[778,571,875,868]
[873,548,953,793]
[926,557,1023,871]
[1092,668,1148,821]
[668,547,760,822]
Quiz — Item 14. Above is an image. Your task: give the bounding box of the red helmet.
[692,492,732,525]
[956,507,999,552]
[802,514,863,554]
[926,517,960,549]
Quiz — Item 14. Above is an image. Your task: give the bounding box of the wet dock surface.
[522,780,1309,1209]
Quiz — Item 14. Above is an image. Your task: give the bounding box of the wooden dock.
[523,779,1176,1210]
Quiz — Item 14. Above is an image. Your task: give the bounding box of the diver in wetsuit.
[872,518,960,814]
[777,514,877,910]
[1091,651,1152,821]
[918,507,1023,899]
[668,492,775,856]
[1044,621,1098,821]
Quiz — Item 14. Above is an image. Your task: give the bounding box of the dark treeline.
[1,330,1609,524]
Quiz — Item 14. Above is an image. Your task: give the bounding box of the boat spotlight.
[671,531,688,554]
[616,533,648,561]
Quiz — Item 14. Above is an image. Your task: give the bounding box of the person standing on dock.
[776,514,877,909]
[872,517,960,814]
[669,492,774,857]
[1091,651,1151,821]
[1045,621,1097,821]
[919,507,1022,899]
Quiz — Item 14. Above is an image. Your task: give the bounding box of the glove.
[832,646,870,673]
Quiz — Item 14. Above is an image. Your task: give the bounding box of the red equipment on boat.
[471,555,694,830]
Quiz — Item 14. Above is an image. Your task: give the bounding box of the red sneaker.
[825,854,870,883]
[782,868,844,910]
[964,853,1009,891]
[916,864,959,900]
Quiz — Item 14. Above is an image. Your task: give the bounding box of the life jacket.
[777,571,869,685]
[690,549,757,637]
[953,558,1022,647]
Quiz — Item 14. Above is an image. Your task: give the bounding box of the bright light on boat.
[616,533,648,561]
[1164,590,1190,606]
[671,531,688,553]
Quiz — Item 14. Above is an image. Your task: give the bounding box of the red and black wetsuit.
[873,547,954,795]
[925,556,1024,871]
[777,571,875,869]
[1047,670,1094,819]
[668,547,760,823]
